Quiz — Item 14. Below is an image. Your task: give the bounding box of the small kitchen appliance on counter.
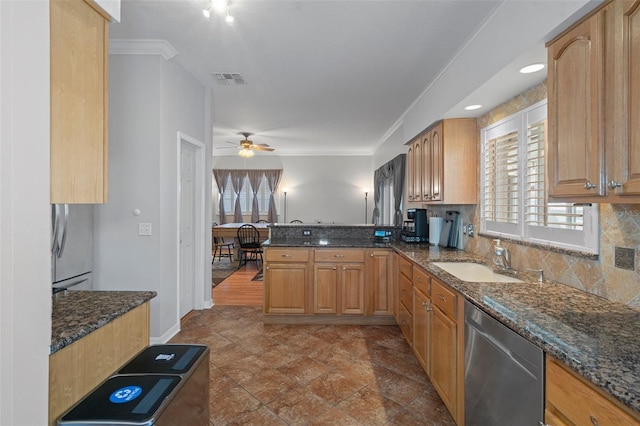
[401,208,428,243]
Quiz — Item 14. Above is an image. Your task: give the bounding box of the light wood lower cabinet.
[366,249,395,316]
[264,248,309,314]
[264,247,394,323]
[413,284,431,373]
[545,356,640,425]
[313,249,365,315]
[49,302,150,426]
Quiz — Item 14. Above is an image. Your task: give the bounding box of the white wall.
[213,155,373,224]
[95,53,213,341]
[0,1,51,424]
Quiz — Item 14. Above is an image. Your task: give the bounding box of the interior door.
[179,142,197,317]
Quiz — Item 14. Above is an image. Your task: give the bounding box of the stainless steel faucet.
[493,239,511,270]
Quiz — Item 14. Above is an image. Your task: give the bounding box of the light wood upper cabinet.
[406,118,477,205]
[547,0,640,202]
[609,0,640,197]
[407,137,423,202]
[547,8,605,198]
[50,0,109,204]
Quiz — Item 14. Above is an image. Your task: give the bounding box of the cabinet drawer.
[314,249,364,263]
[398,256,413,280]
[546,357,640,425]
[398,272,413,312]
[431,279,456,318]
[265,248,309,262]
[413,267,430,296]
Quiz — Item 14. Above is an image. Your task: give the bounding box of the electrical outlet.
[303,229,311,236]
[138,223,152,236]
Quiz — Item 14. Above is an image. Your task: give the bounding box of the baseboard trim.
[263,314,397,325]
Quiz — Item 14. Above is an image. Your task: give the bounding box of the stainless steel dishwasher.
[464,300,544,425]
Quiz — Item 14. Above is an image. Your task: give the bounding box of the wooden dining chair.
[211,223,234,264]
[236,224,263,269]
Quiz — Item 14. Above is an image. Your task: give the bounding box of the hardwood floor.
[212,262,264,306]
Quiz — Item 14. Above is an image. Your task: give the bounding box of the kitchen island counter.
[51,290,156,354]
[393,243,640,416]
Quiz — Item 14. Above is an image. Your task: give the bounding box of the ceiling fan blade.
[253,145,275,152]
[225,141,238,145]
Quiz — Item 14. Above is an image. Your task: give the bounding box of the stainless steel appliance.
[51,204,94,292]
[401,208,428,243]
[464,299,544,425]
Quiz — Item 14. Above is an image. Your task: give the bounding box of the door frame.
[176,132,206,315]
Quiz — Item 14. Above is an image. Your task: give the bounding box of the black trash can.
[58,345,209,426]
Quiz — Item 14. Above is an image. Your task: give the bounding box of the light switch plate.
[303,230,311,236]
[138,223,152,236]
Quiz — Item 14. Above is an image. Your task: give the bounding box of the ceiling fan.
[222,132,275,157]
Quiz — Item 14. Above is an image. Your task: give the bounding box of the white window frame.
[380,176,395,225]
[480,100,599,254]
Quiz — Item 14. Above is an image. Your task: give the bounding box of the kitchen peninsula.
[49,290,156,426]
[264,224,640,424]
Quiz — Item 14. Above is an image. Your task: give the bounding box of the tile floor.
[170,306,456,425]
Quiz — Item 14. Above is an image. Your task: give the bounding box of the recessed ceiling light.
[519,63,545,74]
[464,104,482,111]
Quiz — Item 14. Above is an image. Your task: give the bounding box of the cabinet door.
[413,139,423,202]
[422,132,432,201]
[407,144,415,201]
[314,264,338,314]
[265,263,308,314]
[431,305,457,417]
[413,287,431,374]
[547,11,605,198]
[367,250,394,316]
[50,0,108,203]
[430,123,443,202]
[614,1,640,196]
[340,263,365,315]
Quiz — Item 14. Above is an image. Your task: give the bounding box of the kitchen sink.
[431,262,523,283]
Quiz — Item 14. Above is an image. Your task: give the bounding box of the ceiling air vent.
[212,73,246,85]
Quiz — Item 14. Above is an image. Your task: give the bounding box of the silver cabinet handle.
[370,253,374,257]
[437,293,445,301]
[335,254,344,258]
[590,415,599,426]
[609,180,622,189]
[422,301,433,311]
[342,267,346,271]
[332,267,336,270]
[282,254,293,257]
[584,181,596,190]
[266,266,270,270]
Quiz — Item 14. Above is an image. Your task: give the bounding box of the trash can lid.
[118,344,208,376]
[58,375,181,426]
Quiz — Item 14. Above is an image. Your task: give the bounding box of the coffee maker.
[401,208,428,243]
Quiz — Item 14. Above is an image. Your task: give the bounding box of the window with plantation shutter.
[481,100,598,254]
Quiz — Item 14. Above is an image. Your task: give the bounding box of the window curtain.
[229,170,247,223]
[372,154,405,226]
[247,170,264,223]
[264,169,282,223]
[212,169,231,224]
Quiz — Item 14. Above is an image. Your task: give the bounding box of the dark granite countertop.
[392,242,640,415]
[51,290,156,355]
[264,238,393,248]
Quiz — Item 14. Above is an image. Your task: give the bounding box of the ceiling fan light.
[238,148,254,158]
[212,0,227,14]
[225,13,234,24]
[202,8,211,18]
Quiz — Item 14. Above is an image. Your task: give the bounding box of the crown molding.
[109,39,178,60]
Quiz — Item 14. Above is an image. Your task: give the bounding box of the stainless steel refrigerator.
[51,204,94,293]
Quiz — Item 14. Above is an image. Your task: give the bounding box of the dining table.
[212,222,270,260]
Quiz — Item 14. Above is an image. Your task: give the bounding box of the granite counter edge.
[50,291,157,355]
